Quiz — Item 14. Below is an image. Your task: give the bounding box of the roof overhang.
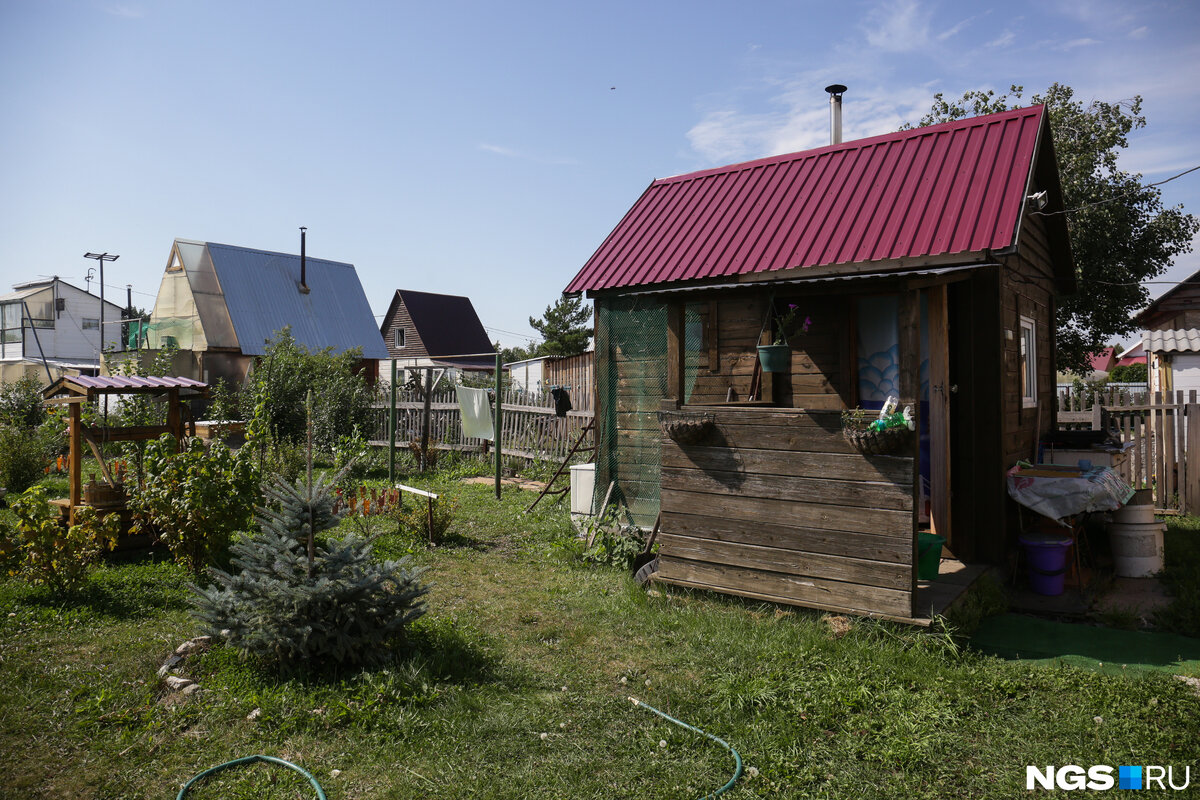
[585,262,995,298]
[1143,328,1200,353]
[43,374,209,400]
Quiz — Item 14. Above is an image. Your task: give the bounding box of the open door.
[926,285,952,547]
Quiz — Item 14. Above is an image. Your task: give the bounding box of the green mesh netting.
[593,296,702,529]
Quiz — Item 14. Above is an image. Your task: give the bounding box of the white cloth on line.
[456,386,494,441]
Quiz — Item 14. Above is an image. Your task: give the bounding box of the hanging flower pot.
[757,344,791,373]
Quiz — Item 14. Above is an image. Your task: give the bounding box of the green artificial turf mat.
[970,613,1200,677]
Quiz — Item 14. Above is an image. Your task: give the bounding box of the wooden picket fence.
[1057,389,1199,514]
[368,387,593,465]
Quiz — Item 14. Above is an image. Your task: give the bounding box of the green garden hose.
[630,696,743,799]
[176,754,327,800]
[178,704,738,799]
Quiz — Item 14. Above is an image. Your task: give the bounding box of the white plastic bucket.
[1108,521,1165,577]
[1113,504,1156,525]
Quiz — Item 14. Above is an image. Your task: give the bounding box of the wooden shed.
[565,106,1075,622]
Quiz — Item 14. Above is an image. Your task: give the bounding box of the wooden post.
[167,388,182,446]
[418,369,433,471]
[666,301,684,406]
[926,284,951,544]
[1187,402,1199,515]
[898,289,920,618]
[388,360,397,484]
[495,350,503,499]
[68,399,82,523]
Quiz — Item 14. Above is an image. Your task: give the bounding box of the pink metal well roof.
[566,105,1046,294]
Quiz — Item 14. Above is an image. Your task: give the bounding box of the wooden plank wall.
[997,213,1060,548]
[686,294,850,409]
[658,406,915,618]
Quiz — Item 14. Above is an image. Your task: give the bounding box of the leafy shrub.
[0,423,55,494]
[241,328,374,453]
[130,435,259,575]
[332,427,383,488]
[0,375,46,427]
[193,465,428,672]
[1108,362,1148,383]
[3,486,118,592]
[560,507,645,569]
[395,493,455,545]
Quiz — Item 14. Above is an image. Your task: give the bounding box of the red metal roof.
[566,105,1047,294]
[43,374,208,399]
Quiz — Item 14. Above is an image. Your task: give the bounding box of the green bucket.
[757,344,790,373]
[918,532,945,581]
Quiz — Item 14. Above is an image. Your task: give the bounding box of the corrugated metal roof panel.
[566,106,1045,293]
[206,243,389,359]
[44,374,209,399]
[1144,329,1200,353]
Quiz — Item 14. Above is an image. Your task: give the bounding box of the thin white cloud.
[936,17,973,41]
[104,5,144,18]
[986,30,1016,48]
[1128,26,1149,39]
[861,0,932,53]
[1060,37,1102,50]
[687,81,935,164]
[478,143,579,166]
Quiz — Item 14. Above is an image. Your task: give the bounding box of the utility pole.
[84,252,119,354]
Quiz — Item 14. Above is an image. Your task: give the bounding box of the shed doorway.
[855,287,955,552]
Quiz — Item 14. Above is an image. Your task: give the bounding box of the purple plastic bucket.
[1019,533,1074,596]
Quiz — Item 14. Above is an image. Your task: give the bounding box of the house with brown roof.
[565,104,1074,622]
[379,289,495,383]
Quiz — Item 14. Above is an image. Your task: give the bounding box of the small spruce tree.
[194,396,427,670]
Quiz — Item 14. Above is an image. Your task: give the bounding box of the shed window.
[1019,316,1037,407]
[394,328,406,348]
[82,318,100,330]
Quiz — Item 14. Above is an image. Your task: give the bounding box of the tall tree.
[912,83,1198,375]
[529,295,592,356]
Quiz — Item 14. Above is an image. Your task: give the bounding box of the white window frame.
[393,327,406,348]
[1019,315,1037,408]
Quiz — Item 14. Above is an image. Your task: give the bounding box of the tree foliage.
[242,328,374,453]
[528,296,592,357]
[913,83,1198,375]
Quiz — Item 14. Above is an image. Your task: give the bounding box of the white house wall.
[6,281,124,364]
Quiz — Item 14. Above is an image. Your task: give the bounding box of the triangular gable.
[391,289,493,360]
[567,105,1059,294]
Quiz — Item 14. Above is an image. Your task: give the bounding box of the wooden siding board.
[655,404,915,619]
[662,511,912,563]
[658,533,912,590]
[655,557,913,618]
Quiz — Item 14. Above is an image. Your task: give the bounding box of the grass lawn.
[1,473,1198,799]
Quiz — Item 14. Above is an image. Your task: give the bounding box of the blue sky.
[2,0,1198,350]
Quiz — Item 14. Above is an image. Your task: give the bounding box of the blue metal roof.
[205,242,388,358]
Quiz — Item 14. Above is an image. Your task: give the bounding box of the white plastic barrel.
[1112,504,1156,525]
[1108,520,1165,577]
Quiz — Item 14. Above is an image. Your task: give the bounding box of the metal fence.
[368,387,594,465]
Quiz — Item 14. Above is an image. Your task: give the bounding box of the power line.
[1033,163,1200,217]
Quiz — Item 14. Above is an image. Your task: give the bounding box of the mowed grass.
[1,477,1198,799]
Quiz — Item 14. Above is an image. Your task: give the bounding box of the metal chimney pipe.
[299,226,309,293]
[825,84,847,145]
